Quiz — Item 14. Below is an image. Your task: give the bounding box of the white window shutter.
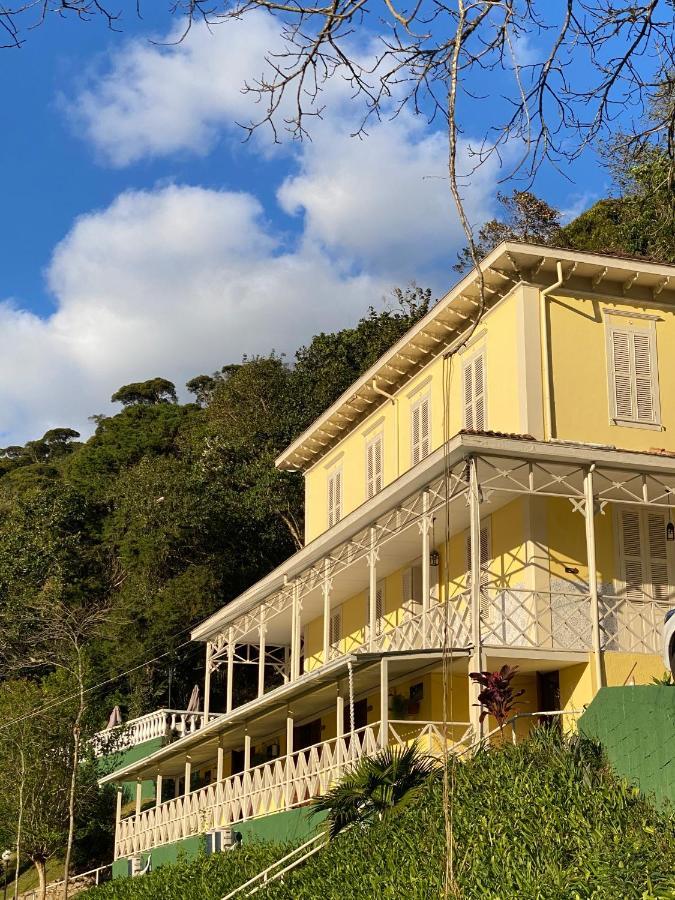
[633,332,655,423]
[334,470,342,523]
[329,608,342,647]
[611,330,634,420]
[467,525,490,618]
[411,403,421,465]
[328,469,342,528]
[463,362,474,429]
[646,512,669,601]
[474,354,486,431]
[375,580,385,634]
[328,475,335,528]
[420,397,431,459]
[621,509,644,601]
[374,436,383,493]
[366,441,375,499]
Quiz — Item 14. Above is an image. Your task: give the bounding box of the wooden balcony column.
[368,527,379,650]
[336,682,344,768]
[469,457,485,739]
[226,626,235,714]
[285,708,294,808]
[114,787,123,853]
[203,641,213,719]
[155,772,163,808]
[216,737,224,783]
[420,489,432,645]
[135,778,143,817]
[322,559,332,664]
[584,466,604,693]
[257,608,266,699]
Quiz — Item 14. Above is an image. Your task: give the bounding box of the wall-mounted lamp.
[430,516,439,567]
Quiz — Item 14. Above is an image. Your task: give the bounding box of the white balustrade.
[114,718,472,859]
[93,709,219,757]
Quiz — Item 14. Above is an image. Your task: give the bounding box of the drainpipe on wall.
[372,379,399,477]
[540,261,564,440]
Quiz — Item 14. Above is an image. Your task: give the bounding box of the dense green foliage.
[84,730,675,899]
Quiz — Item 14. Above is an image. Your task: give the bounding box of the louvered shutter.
[611,330,634,420]
[376,580,385,634]
[463,362,474,430]
[647,512,669,601]
[329,608,342,647]
[374,436,383,492]
[328,469,342,528]
[420,397,431,459]
[366,441,375,499]
[411,403,421,465]
[621,509,645,601]
[466,526,490,618]
[474,354,486,431]
[633,332,655,423]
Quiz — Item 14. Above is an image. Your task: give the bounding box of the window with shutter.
[411,395,431,466]
[402,565,423,619]
[608,325,660,425]
[463,351,487,431]
[466,523,491,619]
[619,509,671,601]
[366,434,384,499]
[329,608,342,648]
[327,468,343,528]
[376,580,385,634]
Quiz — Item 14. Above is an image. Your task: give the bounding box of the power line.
[0,633,197,733]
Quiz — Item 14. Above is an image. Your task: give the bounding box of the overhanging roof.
[276,242,675,473]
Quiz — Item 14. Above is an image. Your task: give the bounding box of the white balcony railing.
[114,718,472,859]
[93,709,219,757]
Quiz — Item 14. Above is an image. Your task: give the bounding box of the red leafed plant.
[469,665,525,731]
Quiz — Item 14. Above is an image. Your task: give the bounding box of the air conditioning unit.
[206,828,242,853]
[129,854,151,877]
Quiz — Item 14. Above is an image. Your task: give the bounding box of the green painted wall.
[98,737,165,804]
[236,807,327,844]
[112,807,327,879]
[579,685,675,808]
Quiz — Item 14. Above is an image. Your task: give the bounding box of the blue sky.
[0,8,611,445]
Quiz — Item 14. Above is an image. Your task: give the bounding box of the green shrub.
[85,730,675,899]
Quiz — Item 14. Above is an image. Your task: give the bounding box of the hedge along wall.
[579,685,675,808]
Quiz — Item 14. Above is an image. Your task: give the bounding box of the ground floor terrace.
[103,433,674,861]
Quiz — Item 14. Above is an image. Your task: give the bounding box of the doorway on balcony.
[536,670,561,730]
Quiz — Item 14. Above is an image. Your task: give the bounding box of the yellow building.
[102,242,675,868]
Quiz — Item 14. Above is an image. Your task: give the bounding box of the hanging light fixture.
[668,490,675,542]
[430,516,440,567]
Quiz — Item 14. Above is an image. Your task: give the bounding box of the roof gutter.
[540,261,564,440]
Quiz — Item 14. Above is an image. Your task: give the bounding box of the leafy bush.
[84,730,675,899]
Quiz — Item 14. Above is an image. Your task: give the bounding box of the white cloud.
[0,185,381,444]
[69,14,286,167]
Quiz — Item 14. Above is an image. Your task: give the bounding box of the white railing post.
[368,527,378,650]
[421,490,431,646]
[226,626,235,714]
[379,658,389,748]
[469,457,484,739]
[291,582,302,682]
[258,608,266,699]
[203,642,213,719]
[584,467,604,693]
[322,560,331,664]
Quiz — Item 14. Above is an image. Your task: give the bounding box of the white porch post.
[291,582,302,682]
[584,467,604,693]
[203,641,212,720]
[469,456,484,738]
[421,489,431,645]
[155,773,163,809]
[114,788,123,859]
[135,779,142,817]
[226,626,235,714]
[368,527,378,650]
[379,657,389,748]
[322,560,331,665]
[216,741,224,783]
[285,710,294,808]
[244,731,252,774]
[184,757,192,797]
[257,610,266,699]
